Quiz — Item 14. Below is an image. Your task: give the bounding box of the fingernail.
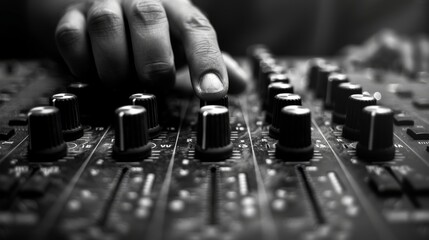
[200,73,223,93]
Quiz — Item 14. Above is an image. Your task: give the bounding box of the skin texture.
[27,0,248,100]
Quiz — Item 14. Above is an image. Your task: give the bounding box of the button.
[19,175,49,198]
[8,116,28,126]
[395,88,413,98]
[393,114,414,126]
[367,170,402,196]
[0,127,15,140]
[0,175,17,195]
[413,97,429,109]
[402,175,429,194]
[406,127,429,140]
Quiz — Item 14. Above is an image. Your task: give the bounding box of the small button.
[8,116,28,126]
[403,175,429,194]
[367,170,402,196]
[393,114,414,126]
[395,88,413,98]
[0,175,16,195]
[19,175,49,198]
[407,127,429,140]
[0,127,15,140]
[413,97,429,109]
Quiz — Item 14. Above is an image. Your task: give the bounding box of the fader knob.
[324,73,349,109]
[342,94,377,140]
[269,93,302,139]
[195,105,233,161]
[200,95,229,108]
[356,106,395,161]
[316,64,340,99]
[332,83,362,124]
[27,106,67,161]
[275,106,314,161]
[266,82,294,123]
[50,93,83,141]
[130,93,161,138]
[113,106,152,161]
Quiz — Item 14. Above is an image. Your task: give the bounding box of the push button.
[393,114,414,126]
[0,175,16,195]
[403,175,429,194]
[413,97,429,109]
[0,127,15,140]
[406,127,429,140]
[367,170,402,196]
[19,175,50,198]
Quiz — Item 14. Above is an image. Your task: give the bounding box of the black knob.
[258,62,285,102]
[307,58,326,90]
[50,93,84,141]
[342,94,377,140]
[276,106,314,161]
[27,106,67,161]
[247,44,270,77]
[356,106,395,161]
[266,82,294,123]
[67,82,90,115]
[324,73,349,109]
[269,93,302,139]
[200,95,229,108]
[315,64,340,99]
[130,93,161,138]
[113,105,152,161]
[195,105,233,161]
[332,83,362,124]
[269,72,289,84]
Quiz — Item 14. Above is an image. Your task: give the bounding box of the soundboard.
[0,48,429,240]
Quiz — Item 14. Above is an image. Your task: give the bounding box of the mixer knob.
[67,82,90,115]
[266,82,294,123]
[27,106,67,161]
[269,72,290,84]
[50,93,84,141]
[324,73,349,109]
[307,58,326,90]
[332,83,362,124]
[195,105,233,161]
[269,93,302,139]
[316,64,340,99]
[130,93,161,138]
[200,95,229,108]
[113,105,152,161]
[275,106,314,161]
[342,94,377,140]
[357,106,395,161]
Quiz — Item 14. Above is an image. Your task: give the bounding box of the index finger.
[162,0,228,101]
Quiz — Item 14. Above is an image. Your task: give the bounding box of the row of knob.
[250,46,395,162]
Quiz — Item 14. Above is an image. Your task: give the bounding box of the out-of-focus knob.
[200,95,229,108]
[247,44,270,77]
[332,83,362,124]
[342,94,377,140]
[307,58,326,90]
[269,93,302,139]
[67,82,90,115]
[50,93,83,141]
[259,62,285,103]
[315,64,340,99]
[113,105,152,161]
[27,106,67,161]
[266,82,294,123]
[130,93,161,138]
[357,106,395,161]
[195,105,232,161]
[324,73,349,109]
[269,72,290,84]
[276,106,314,161]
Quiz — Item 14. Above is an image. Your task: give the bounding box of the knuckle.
[141,61,174,78]
[131,0,167,26]
[183,13,214,33]
[87,9,122,36]
[56,25,82,48]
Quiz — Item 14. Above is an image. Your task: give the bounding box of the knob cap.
[324,73,349,109]
[276,106,314,161]
[50,93,84,141]
[357,106,395,161]
[67,82,90,115]
[195,105,233,161]
[332,83,362,124]
[307,58,326,90]
[342,94,377,140]
[269,93,302,139]
[27,106,67,161]
[200,95,229,108]
[130,93,161,138]
[113,105,152,161]
[266,82,294,123]
[269,72,290,84]
[315,64,340,99]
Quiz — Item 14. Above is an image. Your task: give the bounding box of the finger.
[222,52,249,94]
[123,0,175,91]
[163,0,228,101]
[55,6,93,79]
[87,0,129,87]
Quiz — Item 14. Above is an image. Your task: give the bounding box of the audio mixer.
[1,47,429,240]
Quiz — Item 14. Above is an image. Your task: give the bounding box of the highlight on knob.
[129,93,161,138]
[195,105,233,161]
[50,93,84,141]
[112,105,152,161]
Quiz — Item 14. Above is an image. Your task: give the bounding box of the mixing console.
[0,48,429,240]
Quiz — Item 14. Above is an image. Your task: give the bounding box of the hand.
[53,0,247,100]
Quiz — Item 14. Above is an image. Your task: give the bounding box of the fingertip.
[196,72,228,101]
